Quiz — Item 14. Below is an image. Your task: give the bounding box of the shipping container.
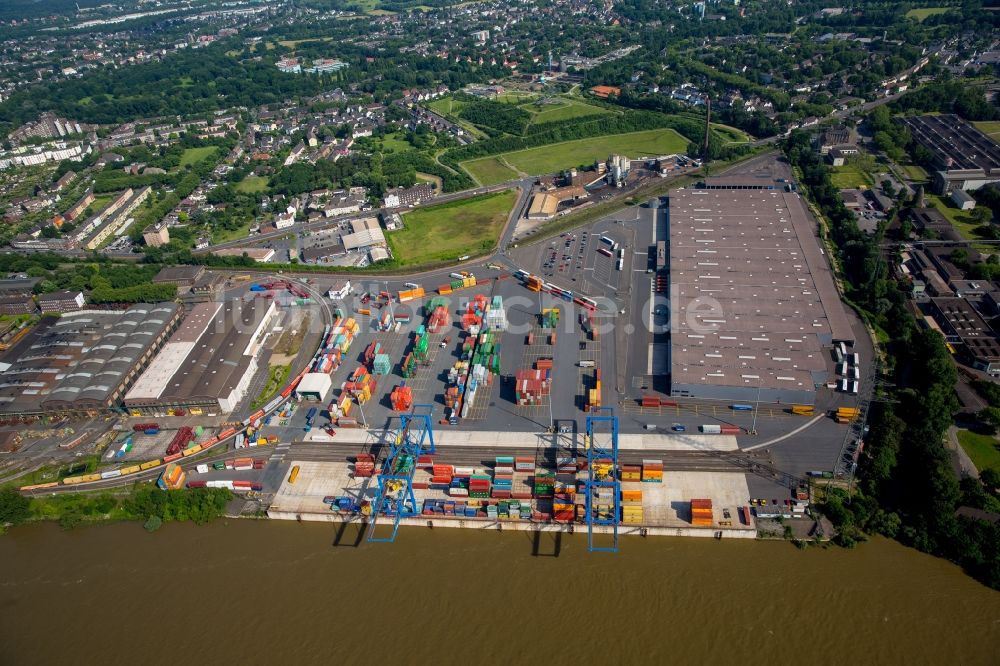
[699,424,722,434]
[730,404,753,411]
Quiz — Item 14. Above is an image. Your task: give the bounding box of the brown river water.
[0,520,997,665]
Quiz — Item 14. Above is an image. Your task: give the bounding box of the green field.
[495,92,538,104]
[179,146,219,167]
[390,190,516,265]
[974,121,1000,140]
[525,99,612,125]
[462,129,689,184]
[427,97,468,116]
[957,429,1000,473]
[235,175,269,193]
[461,157,521,185]
[906,7,951,21]
[830,164,873,189]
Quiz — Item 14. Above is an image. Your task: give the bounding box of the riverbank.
[1,521,997,665]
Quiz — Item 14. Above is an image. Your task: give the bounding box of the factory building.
[667,186,853,404]
[0,303,182,416]
[897,115,1000,194]
[123,299,278,415]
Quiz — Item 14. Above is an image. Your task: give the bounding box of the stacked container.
[620,463,641,482]
[156,462,185,490]
[515,368,551,405]
[485,295,507,331]
[641,459,663,482]
[469,474,491,498]
[533,470,555,497]
[542,308,560,328]
[373,353,392,375]
[390,385,414,412]
[621,489,644,524]
[690,498,713,526]
[344,366,376,404]
[492,457,513,498]
[353,454,375,477]
[426,305,449,333]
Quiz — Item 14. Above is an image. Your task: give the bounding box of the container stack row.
[690,498,713,526]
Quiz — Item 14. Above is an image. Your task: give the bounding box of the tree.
[972,206,993,226]
[0,488,31,528]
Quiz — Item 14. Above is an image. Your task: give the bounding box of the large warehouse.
[124,298,278,414]
[0,303,182,416]
[667,186,853,404]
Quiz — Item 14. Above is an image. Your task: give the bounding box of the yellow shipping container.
[288,465,300,484]
[140,460,162,471]
[120,465,142,476]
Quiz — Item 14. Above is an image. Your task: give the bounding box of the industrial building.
[124,298,278,414]
[0,303,182,415]
[296,373,333,402]
[37,290,85,313]
[897,115,1000,193]
[928,297,1000,375]
[667,186,853,404]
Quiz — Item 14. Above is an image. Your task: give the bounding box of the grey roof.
[42,303,179,408]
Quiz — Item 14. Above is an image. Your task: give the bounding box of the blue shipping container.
[730,404,753,411]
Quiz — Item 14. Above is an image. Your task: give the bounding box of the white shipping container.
[101,469,122,479]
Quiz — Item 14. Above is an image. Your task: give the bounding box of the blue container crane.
[585,408,621,553]
[367,404,437,543]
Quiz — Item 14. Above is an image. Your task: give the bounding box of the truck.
[578,360,596,368]
[449,272,465,280]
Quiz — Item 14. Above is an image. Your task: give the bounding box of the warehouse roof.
[124,302,222,401]
[898,114,1000,173]
[669,187,852,394]
[156,298,274,404]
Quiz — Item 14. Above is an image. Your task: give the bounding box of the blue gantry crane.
[367,404,437,543]
[584,408,620,553]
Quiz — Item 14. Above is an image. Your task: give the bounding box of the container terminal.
[9,159,870,551]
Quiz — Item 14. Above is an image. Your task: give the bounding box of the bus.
[576,296,598,311]
[616,256,623,271]
[616,248,624,271]
[597,247,613,258]
[600,236,619,251]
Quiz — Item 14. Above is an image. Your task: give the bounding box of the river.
[0,521,997,665]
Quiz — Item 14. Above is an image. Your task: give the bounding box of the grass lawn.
[906,7,951,21]
[526,98,612,125]
[377,131,415,153]
[926,193,985,243]
[179,146,219,167]
[901,164,929,182]
[235,175,269,194]
[211,220,253,244]
[491,128,689,177]
[89,194,114,214]
[251,365,290,410]
[830,164,873,189]
[712,124,750,143]
[974,121,1000,140]
[427,96,468,116]
[390,190,516,265]
[957,429,1000,473]
[462,156,521,185]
